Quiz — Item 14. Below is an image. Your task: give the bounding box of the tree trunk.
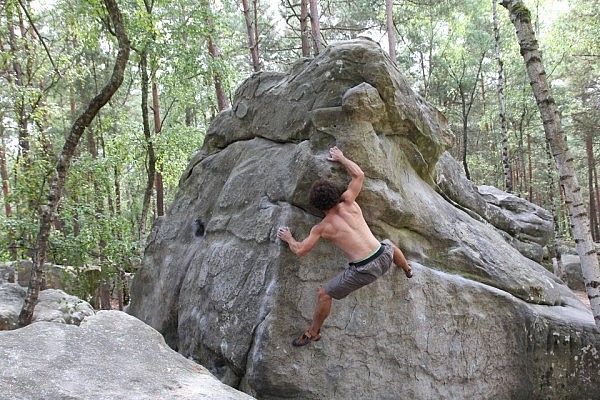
[0,124,12,219]
[86,127,105,217]
[527,128,533,202]
[546,141,565,278]
[0,122,17,260]
[151,79,164,217]
[253,0,260,62]
[587,131,599,241]
[18,0,130,327]
[461,96,471,180]
[5,5,30,160]
[242,0,260,71]
[502,0,600,327]
[458,53,485,181]
[492,0,512,192]
[308,0,322,55]
[594,161,600,239]
[300,0,310,57]
[138,49,156,242]
[385,0,396,64]
[114,165,121,215]
[207,36,229,111]
[99,280,112,310]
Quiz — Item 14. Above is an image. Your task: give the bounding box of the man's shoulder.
[338,200,361,212]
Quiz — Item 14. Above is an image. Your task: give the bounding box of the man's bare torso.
[318,200,380,262]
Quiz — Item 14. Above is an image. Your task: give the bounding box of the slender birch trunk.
[502,0,600,327]
[18,0,130,326]
[386,0,396,64]
[300,0,310,57]
[492,0,512,192]
[308,0,322,55]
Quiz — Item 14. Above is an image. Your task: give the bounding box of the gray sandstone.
[435,152,554,262]
[0,311,254,400]
[129,38,600,399]
[561,254,585,291]
[0,283,94,331]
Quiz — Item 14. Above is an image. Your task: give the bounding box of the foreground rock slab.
[0,311,254,400]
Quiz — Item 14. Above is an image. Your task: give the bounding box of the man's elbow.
[296,248,309,257]
[290,244,308,257]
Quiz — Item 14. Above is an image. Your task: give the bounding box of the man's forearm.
[339,156,364,178]
[287,238,304,255]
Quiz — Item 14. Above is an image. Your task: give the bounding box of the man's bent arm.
[339,156,364,180]
[329,147,364,202]
[277,225,322,256]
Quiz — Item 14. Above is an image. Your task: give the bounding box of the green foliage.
[0,0,598,301]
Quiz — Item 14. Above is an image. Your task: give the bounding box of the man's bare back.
[316,201,380,262]
[277,147,413,347]
[278,146,381,260]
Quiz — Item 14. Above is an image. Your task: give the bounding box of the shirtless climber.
[277,146,413,347]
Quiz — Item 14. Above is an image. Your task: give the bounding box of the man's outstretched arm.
[277,225,322,256]
[328,146,364,203]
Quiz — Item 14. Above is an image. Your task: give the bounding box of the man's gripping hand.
[277,227,293,243]
[327,146,345,162]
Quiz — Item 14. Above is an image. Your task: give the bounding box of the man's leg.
[293,287,332,346]
[391,243,413,278]
[308,287,332,335]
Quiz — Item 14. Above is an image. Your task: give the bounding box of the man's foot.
[404,267,413,278]
[292,330,321,347]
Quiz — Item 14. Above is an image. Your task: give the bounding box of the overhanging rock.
[129,38,600,399]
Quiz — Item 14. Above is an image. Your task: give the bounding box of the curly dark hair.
[309,179,343,211]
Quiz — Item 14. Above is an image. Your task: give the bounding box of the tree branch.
[159,99,176,131]
[18,0,131,327]
[17,0,61,77]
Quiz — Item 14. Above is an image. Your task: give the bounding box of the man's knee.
[318,287,332,302]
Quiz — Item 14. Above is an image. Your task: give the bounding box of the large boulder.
[0,311,254,400]
[561,254,586,291]
[0,283,95,331]
[129,38,600,399]
[0,262,15,284]
[551,241,600,290]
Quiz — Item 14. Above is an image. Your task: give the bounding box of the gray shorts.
[324,240,394,300]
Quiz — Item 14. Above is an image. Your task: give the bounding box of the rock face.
[129,38,600,399]
[561,254,586,291]
[0,283,94,331]
[0,311,254,400]
[435,152,554,262]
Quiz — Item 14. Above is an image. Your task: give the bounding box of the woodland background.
[0,0,598,303]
